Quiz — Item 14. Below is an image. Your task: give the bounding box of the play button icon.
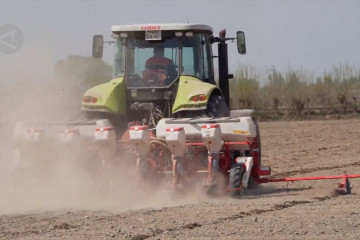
[0,24,24,54]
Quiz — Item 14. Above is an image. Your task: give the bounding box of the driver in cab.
[143,47,176,86]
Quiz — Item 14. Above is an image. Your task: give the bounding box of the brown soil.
[1,119,360,239]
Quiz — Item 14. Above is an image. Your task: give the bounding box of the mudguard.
[172,76,219,114]
[81,76,126,115]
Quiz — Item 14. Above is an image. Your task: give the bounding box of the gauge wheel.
[230,164,245,199]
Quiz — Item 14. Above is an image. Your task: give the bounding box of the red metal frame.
[260,174,360,183]
[258,174,360,193]
[129,125,360,194]
[185,139,263,186]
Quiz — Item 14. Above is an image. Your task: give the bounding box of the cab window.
[181,34,214,83]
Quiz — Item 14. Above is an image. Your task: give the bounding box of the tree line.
[229,64,360,119]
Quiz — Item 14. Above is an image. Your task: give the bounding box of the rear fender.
[81,76,126,115]
[172,76,220,114]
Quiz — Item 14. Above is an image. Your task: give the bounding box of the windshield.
[114,32,214,87]
[126,37,179,88]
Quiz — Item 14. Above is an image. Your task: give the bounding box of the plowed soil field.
[1,119,360,239]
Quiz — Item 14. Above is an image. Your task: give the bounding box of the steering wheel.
[128,73,143,87]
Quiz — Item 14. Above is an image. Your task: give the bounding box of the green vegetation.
[53,55,112,113]
[230,64,360,120]
[54,55,113,102]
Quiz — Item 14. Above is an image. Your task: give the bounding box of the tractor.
[14,24,270,197]
[83,24,267,196]
[83,23,246,136]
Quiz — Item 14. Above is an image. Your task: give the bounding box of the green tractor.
[12,24,256,194]
[82,23,246,139]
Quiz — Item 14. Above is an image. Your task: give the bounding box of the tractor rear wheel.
[230,164,245,199]
[206,95,230,117]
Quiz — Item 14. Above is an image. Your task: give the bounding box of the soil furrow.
[271,161,360,178]
[139,193,344,239]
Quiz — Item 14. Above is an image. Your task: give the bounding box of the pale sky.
[1,0,360,77]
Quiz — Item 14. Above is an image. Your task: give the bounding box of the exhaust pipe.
[218,29,230,108]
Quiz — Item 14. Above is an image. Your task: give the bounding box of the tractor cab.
[108,24,216,88]
[88,23,246,129]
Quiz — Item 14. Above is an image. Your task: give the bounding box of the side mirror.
[92,35,104,58]
[236,31,246,54]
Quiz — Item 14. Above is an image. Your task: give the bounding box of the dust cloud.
[0,39,201,215]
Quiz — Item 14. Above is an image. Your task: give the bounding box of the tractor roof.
[111,23,213,34]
